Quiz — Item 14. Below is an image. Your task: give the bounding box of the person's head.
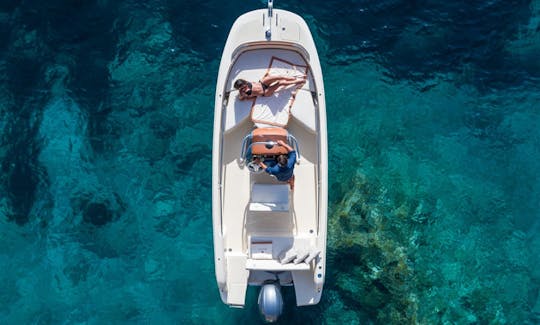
[277,154,288,167]
[234,79,249,90]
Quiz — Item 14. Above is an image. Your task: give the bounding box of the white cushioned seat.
[249,184,290,212]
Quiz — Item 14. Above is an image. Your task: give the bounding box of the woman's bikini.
[260,80,270,96]
[244,81,270,97]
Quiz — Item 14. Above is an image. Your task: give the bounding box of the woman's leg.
[279,78,306,86]
[261,75,297,85]
[264,78,306,96]
[264,83,281,96]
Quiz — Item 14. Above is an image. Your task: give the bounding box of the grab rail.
[288,134,301,164]
[240,137,301,165]
[239,134,252,163]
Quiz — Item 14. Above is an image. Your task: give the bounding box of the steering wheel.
[247,160,264,174]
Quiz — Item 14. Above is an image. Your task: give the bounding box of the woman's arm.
[237,91,247,100]
[238,93,255,100]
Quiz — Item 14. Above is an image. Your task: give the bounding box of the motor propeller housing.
[258,282,283,323]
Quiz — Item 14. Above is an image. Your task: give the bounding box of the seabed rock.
[74,190,125,227]
[329,171,418,323]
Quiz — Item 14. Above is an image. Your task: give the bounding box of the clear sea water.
[1,0,539,324]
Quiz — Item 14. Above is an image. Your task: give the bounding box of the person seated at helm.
[234,74,306,100]
[255,140,296,190]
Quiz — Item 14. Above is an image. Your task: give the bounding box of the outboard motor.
[258,282,283,322]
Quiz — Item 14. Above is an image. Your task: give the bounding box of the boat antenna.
[265,0,273,39]
[268,0,273,17]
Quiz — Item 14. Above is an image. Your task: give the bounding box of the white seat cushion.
[251,56,308,128]
[249,184,290,212]
[290,89,316,132]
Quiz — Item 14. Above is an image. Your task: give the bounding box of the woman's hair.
[234,79,248,89]
[277,154,288,167]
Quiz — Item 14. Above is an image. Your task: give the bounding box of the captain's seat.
[240,127,300,162]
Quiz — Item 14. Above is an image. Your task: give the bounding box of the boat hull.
[212,8,327,308]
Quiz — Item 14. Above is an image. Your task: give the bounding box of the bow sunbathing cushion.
[251,56,308,128]
[251,127,289,156]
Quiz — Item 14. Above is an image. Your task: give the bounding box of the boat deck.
[213,11,327,306]
[222,49,318,134]
[219,48,320,255]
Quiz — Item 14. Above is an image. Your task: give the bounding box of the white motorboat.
[212,1,327,321]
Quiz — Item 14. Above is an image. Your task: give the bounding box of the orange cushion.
[251,127,289,155]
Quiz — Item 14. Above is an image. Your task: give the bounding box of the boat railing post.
[240,134,252,163]
[265,0,273,39]
[289,134,301,163]
[268,0,273,17]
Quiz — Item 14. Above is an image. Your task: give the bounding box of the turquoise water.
[1,0,539,323]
